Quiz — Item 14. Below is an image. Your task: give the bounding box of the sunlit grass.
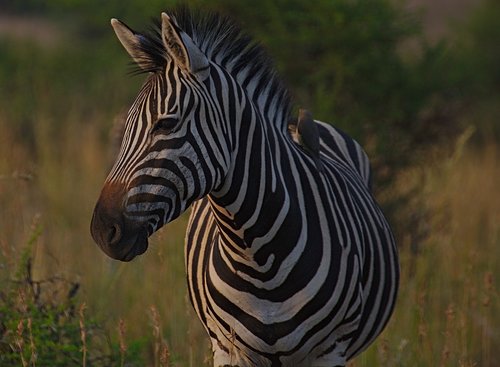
[2,104,498,366]
[0,113,210,365]
[1,3,499,364]
[352,142,499,367]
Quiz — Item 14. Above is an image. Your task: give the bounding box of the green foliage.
[0,1,499,365]
[0,226,144,367]
[449,0,500,142]
[220,0,417,119]
[215,0,456,170]
[3,0,495,172]
[458,0,500,92]
[19,0,462,194]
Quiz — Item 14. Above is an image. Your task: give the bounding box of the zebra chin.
[93,223,149,262]
[90,182,150,262]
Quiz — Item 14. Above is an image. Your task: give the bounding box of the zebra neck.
[208,112,302,253]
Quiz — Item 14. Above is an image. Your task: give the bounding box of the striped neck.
[207,78,307,258]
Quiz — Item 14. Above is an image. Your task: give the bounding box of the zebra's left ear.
[161,12,209,80]
[111,18,151,70]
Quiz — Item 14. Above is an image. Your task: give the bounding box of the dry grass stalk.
[150,305,161,367]
[27,317,37,367]
[440,303,455,367]
[118,318,127,367]
[16,318,28,367]
[377,337,389,364]
[149,305,170,367]
[481,271,494,366]
[416,289,432,359]
[160,343,171,367]
[79,302,87,367]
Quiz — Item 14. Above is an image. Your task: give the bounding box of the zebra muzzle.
[90,182,149,262]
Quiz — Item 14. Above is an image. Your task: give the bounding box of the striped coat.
[91,9,399,367]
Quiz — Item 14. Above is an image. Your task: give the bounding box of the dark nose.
[91,201,125,248]
[91,181,149,261]
[90,182,128,254]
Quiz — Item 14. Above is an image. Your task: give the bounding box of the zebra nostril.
[107,223,122,245]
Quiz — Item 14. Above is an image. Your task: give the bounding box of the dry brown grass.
[1,112,498,365]
[351,140,499,367]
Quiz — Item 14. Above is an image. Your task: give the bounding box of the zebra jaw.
[91,182,149,262]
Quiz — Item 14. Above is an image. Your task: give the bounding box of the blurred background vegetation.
[0,0,498,366]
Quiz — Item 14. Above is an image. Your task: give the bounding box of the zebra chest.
[185,196,367,366]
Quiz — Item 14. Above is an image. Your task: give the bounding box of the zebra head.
[91,13,229,261]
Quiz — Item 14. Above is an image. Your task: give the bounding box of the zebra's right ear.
[111,18,149,70]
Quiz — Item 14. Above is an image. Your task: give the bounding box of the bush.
[214,0,457,171]
[0,223,141,367]
[449,0,500,143]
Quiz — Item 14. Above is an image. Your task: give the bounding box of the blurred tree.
[212,0,457,188]
[450,0,500,142]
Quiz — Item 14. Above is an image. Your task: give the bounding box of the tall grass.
[1,7,498,365]
[2,106,498,365]
[353,141,499,367]
[0,112,210,365]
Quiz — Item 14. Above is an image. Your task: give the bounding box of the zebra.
[90,9,399,367]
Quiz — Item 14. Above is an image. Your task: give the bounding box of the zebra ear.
[161,12,209,80]
[111,18,150,70]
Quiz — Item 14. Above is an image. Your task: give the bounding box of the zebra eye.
[152,117,178,134]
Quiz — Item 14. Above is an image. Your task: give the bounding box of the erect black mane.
[130,7,292,128]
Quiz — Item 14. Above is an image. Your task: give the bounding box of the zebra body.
[91,9,399,367]
[186,119,394,366]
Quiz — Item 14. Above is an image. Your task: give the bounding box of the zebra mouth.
[120,227,149,262]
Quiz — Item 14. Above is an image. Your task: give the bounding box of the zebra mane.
[133,8,292,129]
